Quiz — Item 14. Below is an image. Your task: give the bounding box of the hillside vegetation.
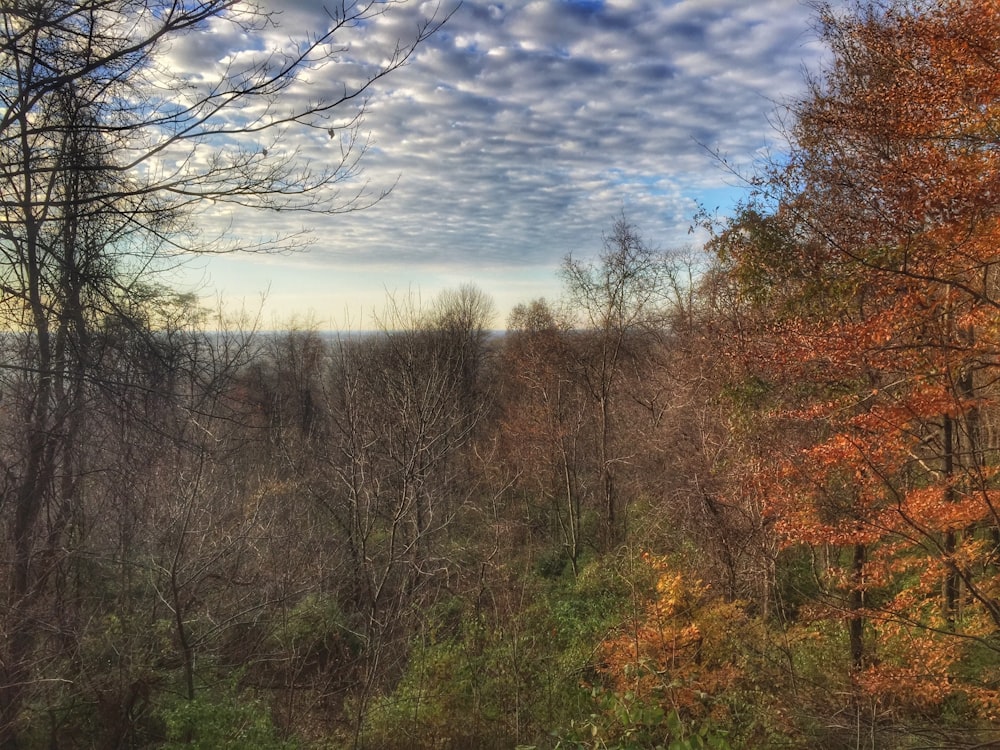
[3,1,1000,747]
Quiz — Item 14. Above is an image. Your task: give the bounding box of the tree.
[0,1,444,743]
[501,297,590,574]
[250,288,495,747]
[561,216,675,546]
[716,0,1000,725]
[1,0,444,234]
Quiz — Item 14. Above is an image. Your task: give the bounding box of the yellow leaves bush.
[596,555,749,724]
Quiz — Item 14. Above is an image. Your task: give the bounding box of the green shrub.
[161,681,295,750]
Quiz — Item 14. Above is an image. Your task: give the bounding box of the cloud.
[161,0,835,320]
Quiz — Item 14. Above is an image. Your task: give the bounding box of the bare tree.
[502,298,592,574]
[250,288,495,747]
[0,1,445,743]
[561,216,675,546]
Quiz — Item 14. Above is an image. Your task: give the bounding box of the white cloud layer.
[167,0,833,324]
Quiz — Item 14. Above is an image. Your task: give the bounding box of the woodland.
[3,0,1000,748]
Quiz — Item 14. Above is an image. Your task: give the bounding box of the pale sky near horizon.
[165,0,834,330]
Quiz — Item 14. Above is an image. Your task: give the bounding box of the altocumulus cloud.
[164,0,836,321]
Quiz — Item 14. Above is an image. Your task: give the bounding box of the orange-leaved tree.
[717,0,1000,722]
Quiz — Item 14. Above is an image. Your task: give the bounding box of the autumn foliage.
[709,0,1000,724]
[597,555,743,720]
[10,1,1000,748]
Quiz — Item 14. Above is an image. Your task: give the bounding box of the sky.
[165,0,834,329]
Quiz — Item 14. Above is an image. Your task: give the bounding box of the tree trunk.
[849,543,866,670]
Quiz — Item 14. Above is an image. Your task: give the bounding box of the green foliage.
[359,556,643,749]
[720,375,772,416]
[773,549,822,622]
[708,206,858,319]
[361,635,504,750]
[536,547,572,579]
[955,632,1000,689]
[270,593,361,668]
[160,681,295,750]
[557,693,732,750]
